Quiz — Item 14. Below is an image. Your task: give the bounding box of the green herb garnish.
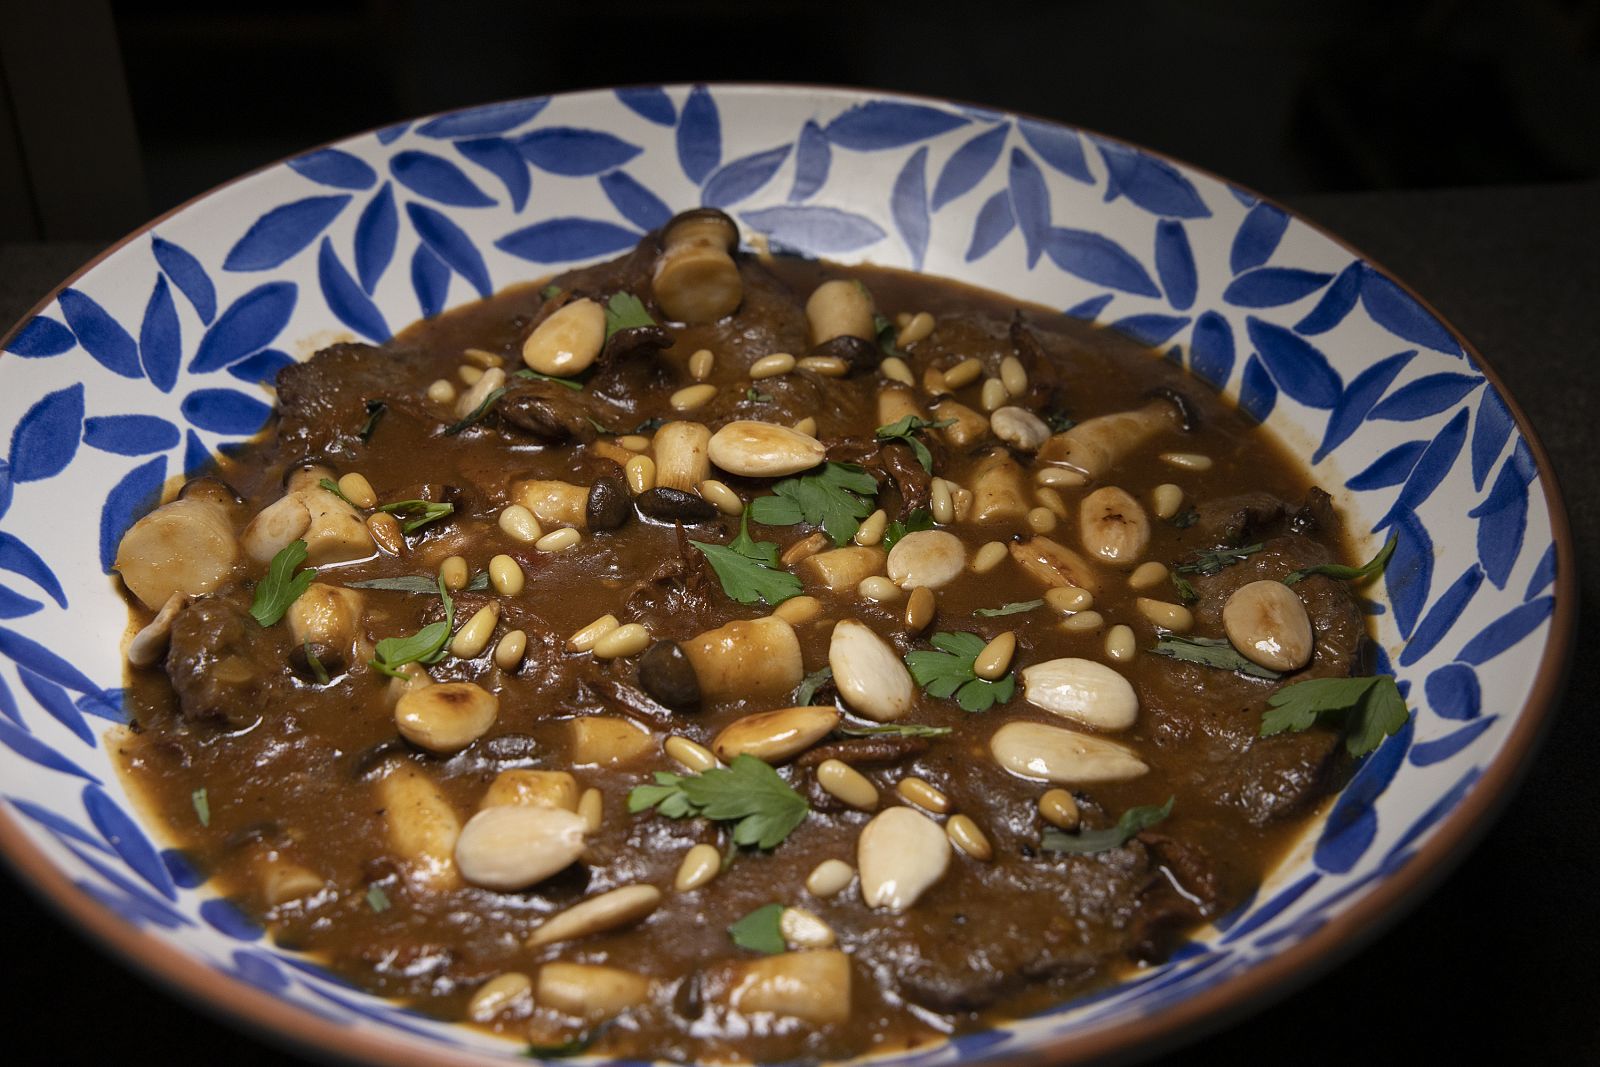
[873,311,904,357]
[358,399,387,442]
[882,508,933,553]
[250,540,316,627]
[627,754,810,850]
[1261,675,1409,758]
[837,722,952,739]
[1169,508,1199,529]
[794,666,834,707]
[1045,411,1075,433]
[1148,634,1282,680]
[690,514,802,607]
[748,462,878,545]
[1283,535,1397,587]
[191,787,210,827]
[539,283,563,301]
[747,387,773,403]
[377,499,455,534]
[1174,542,1264,577]
[875,415,955,473]
[347,573,488,594]
[974,599,1044,618]
[369,574,454,678]
[1171,572,1199,603]
[728,903,787,955]
[302,641,330,684]
[604,291,655,339]
[513,368,584,391]
[1040,797,1174,855]
[442,386,506,434]
[317,477,358,508]
[365,885,390,913]
[905,632,1016,713]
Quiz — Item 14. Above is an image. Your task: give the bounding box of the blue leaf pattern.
[222,195,351,272]
[98,456,166,571]
[964,190,1014,261]
[0,717,98,781]
[353,183,398,293]
[1385,510,1434,639]
[83,784,177,899]
[1346,440,1426,491]
[20,668,92,745]
[1063,293,1114,321]
[822,101,968,150]
[287,148,376,190]
[317,239,390,343]
[1017,119,1092,183]
[932,126,1008,209]
[453,137,531,213]
[738,206,887,255]
[1409,717,1497,766]
[0,585,41,618]
[614,87,675,126]
[1222,268,1333,308]
[407,203,492,298]
[1312,350,1416,463]
[83,415,179,456]
[675,87,721,183]
[0,531,67,607]
[1424,662,1480,721]
[1095,140,1210,218]
[788,121,830,203]
[1294,261,1361,335]
[1246,317,1342,408]
[58,289,141,378]
[1229,202,1289,274]
[1007,150,1051,268]
[1153,221,1196,311]
[892,147,930,271]
[182,429,212,479]
[495,217,642,263]
[189,282,297,373]
[1044,228,1160,296]
[9,384,84,483]
[518,127,642,176]
[1378,407,1468,529]
[0,625,100,693]
[1358,266,1463,356]
[1313,717,1412,874]
[410,244,451,318]
[1470,385,1513,490]
[180,389,272,435]
[702,145,791,209]
[374,121,409,145]
[138,275,181,393]
[0,459,11,520]
[1524,544,1557,600]
[4,315,75,357]
[1367,373,1481,422]
[1458,596,1555,665]
[151,236,216,324]
[600,171,672,231]
[414,99,547,139]
[226,349,293,385]
[389,150,495,207]
[1188,312,1235,387]
[1468,457,1529,589]
[1237,353,1277,423]
[1112,314,1190,347]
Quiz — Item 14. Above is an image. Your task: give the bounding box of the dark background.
[1,1,1598,1065]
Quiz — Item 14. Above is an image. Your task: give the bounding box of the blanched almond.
[989,721,1149,784]
[707,420,826,478]
[886,529,965,589]
[537,963,653,1020]
[989,406,1051,451]
[1010,536,1101,594]
[857,806,950,911]
[1021,657,1139,730]
[454,803,586,891]
[394,682,499,754]
[1223,580,1314,672]
[829,620,914,722]
[721,950,852,1025]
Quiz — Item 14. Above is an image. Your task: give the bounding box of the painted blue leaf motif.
[1094,140,1211,218]
[0,459,11,521]
[1064,293,1114,321]
[676,87,721,183]
[1229,202,1289,274]
[162,849,202,888]
[0,625,100,693]
[0,717,98,781]
[1245,318,1342,408]
[1346,440,1426,491]
[77,879,185,930]
[964,189,1014,262]
[1016,118,1092,183]
[1237,354,1277,424]
[9,384,84,483]
[1154,221,1196,311]
[702,145,791,209]
[200,898,263,940]
[136,275,181,393]
[932,125,1008,210]
[1293,261,1361,336]
[0,585,41,618]
[353,183,397,294]
[1312,349,1416,464]
[414,98,548,138]
[1385,509,1434,639]
[410,244,451,318]
[180,389,272,436]
[407,202,492,298]
[601,171,672,230]
[222,195,350,272]
[738,206,887,255]
[1470,384,1513,490]
[5,315,76,357]
[19,667,92,745]
[1188,311,1234,388]
[57,289,141,378]
[1525,543,1557,600]
[10,799,114,853]
[1314,717,1412,874]
[286,148,375,191]
[1044,228,1160,296]
[83,784,177,899]
[0,670,19,724]
[1377,407,1468,530]
[789,121,830,203]
[231,950,290,992]
[1007,150,1050,268]
[495,217,642,263]
[1410,717,1497,766]
[83,415,179,456]
[1425,662,1481,721]
[1112,314,1190,347]
[1358,266,1462,356]
[317,238,390,343]
[1219,872,1320,945]
[516,127,643,177]
[389,150,495,208]
[77,688,124,722]
[98,456,165,572]
[182,429,212,479]
[1368,373,1482,422]
[453,137,531,213]
[375,121,409,144]
[892,147,931,271]
[614,87,676,126]
[189,282,297,373]
[1222,267,1333,308]
[1469,459,1529,589]
[822,101,968,150]
[150,236,216,324]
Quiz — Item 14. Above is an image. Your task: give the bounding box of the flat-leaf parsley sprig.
[628,754,810,850]
[905,631,1016,713]
[748,463,878,545]
[690,514,802,607]
[1260,675,1409,757]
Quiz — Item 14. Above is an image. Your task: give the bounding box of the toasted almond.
[527,884,662,947]
[886,529,965,589]
[1223,580,1314,671]
[712,706,840,763]
[454,804,587,891]
[707,420,826,478]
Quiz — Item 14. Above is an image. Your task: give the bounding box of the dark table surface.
[1,180,1596,1064]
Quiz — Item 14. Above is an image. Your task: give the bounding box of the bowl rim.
[0,80,1577,1067]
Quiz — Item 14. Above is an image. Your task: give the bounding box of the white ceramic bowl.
[0,84,1573,1065]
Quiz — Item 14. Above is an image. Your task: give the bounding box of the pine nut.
[897,776,949,813]
[973,631,1016,680]
[568,614,620,652]
[592,622,649,659]
[1027,506,1058,533]
[617,434,650,452]
[625,455,656,495]
[896,311,935,347]
[698,479,743,516]
[536,527,581,553]
[489,554,524,596]
[773,595,821,626]
[972,541,1008,574]
[665,735,720,773]
[1129,561,1169,590]
[1037,466,1088,488]
[806,858,854,898]
[440,555,469,591]
[946,814,992,861]
[675,843,722,891]
[458,363,483,385]
[578,787,603,833]
[498,504,542,543]
[1105,624,1137,663]
[337,472,377,509]
[930,478,954,524]
[1000,355,1028,397]
[1151,483,1184,520]
[943,357,982,389]
[468,972,532,1023]
[1036,486,1069,519]
[366,512,405,555]
[781,531,828,566]
[671,383,718,411]
[980,377,1007,412]
[750,352,796,379]
[493,629,527,670]
[1061,609,1104,632]
[858,575,901,602]
[895,311,912,329]
[880,356,914,385]
[464,346,504,368]
[790,416,818,439]
[902,585,936,633]
[1039,788,1081,830]
[1161,451,1213,471]
[688,348,715,381]
[1045,586,1094,613]
[816,759,879,809]
[854,509,888,546]
[798,355,849,377]
[426,378,456,404]
[528,884,662,947]
[450,602,501,659]
[923,366,950,396]
[1137,597,1194,633]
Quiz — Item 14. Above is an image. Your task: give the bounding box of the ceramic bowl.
[0,84,1573,1065]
